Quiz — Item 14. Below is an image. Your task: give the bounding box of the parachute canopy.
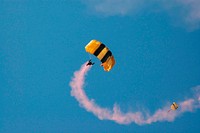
[85,40,115,71]
[170,102,178,110]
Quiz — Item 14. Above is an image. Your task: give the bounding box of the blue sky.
[1,0,200,133]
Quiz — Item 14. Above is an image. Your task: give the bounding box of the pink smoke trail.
[70,63,200,125]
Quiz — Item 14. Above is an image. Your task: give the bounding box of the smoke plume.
[70,63,200,125]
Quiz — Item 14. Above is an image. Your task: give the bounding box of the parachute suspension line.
[88,53,92,59]
[167,109,171,113]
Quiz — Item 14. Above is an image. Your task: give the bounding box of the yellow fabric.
[97,47,109,60]
[85,40,101,54]
[102,56,115,71]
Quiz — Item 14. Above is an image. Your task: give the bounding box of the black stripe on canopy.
[94,43,105,56]
[101,51,112,63]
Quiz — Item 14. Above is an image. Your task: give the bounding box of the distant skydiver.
[168,102,178,112]
[86,59,95,66]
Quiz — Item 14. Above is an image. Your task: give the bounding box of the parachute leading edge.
[85,40,115,71]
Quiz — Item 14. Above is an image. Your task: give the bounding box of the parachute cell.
[85,40,115,71]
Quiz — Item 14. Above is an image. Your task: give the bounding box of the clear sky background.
[1,0,200,133]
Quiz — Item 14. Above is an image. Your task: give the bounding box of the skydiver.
[86,59,95,66]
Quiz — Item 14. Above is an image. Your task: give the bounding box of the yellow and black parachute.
[168,102,178,112]
[170,102,178,110]
[85,40,115,72]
